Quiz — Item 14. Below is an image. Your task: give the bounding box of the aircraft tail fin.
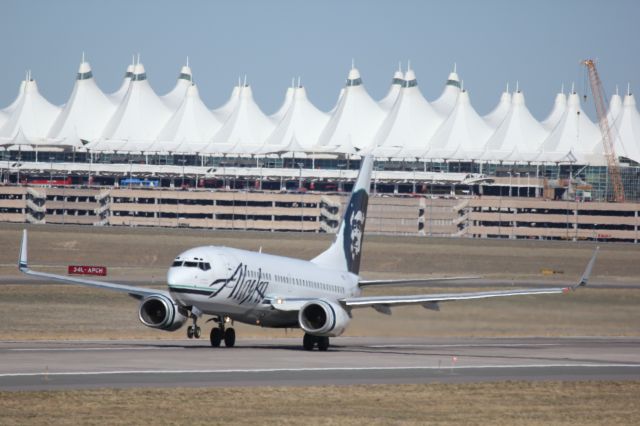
[572,246,599,290]
[311,155,373,275]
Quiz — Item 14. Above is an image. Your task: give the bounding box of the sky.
[1,0,639,120]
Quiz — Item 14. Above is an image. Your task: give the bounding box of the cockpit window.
[183,261,198,268]
[198,262,211,271]
[171,261,183,267]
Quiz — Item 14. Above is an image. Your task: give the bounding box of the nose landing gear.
[187,308,202,339]
[186,325,201,339]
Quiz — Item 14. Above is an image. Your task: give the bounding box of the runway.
[1,337,639,390]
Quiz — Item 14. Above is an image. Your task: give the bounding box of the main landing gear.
[303,333,330,351]
[209,316,236,348]
[185,311,234,347]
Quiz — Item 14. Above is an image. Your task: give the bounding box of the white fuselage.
[167,246,361,327]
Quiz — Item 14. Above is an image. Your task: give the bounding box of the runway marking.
[1,364,639,378]
[368,343,563,348]
[5,347,178,352]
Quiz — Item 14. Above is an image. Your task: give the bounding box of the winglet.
[571,247,599,290]
[19,229,28,271]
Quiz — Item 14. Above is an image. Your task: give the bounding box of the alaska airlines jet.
[18,155,598,351]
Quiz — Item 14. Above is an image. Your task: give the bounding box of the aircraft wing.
[358,276,479,287]
[18,230,169,300]
[344,247,598,312]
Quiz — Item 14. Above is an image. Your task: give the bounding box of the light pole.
[297,162,304,191]
[412,167,417,194]
[178,159,186,188]
[49,156,55,186]
[88,152,93,187]
[16,152,22,186]
[128,160,133,189]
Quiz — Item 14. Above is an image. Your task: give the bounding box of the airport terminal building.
[0,58,639,241]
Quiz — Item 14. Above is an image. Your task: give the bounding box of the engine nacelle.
[298,300,350,337]
[138,295,187,331]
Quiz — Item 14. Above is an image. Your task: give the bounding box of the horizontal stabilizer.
[343,247,599,310]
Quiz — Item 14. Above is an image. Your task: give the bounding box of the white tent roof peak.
[78,60,92,76]
[624,92,636,106]
[2,80,26,115]
[205,84,275,154]
[483,89,512,129]
[427,89,493,160]
[432,66,461,116]
[482,90,548,161]
[316,67,386,153]
[212,84,241,122]
[539,90,600,163]
[379,68,406,111]
[48,58,116,144]
[262,85,329,153]
[0,78,61,142]
[404,68,417,84]
[542,91,567,131]
[347,67,362,85]
[608,91,622,124]
[593,92,640,163]
[270,85,295,123]
[149,82,223,154]
[373,67,444,158]
[98,62,172,152]
[131,63,147,82]
[161,63,193,110]
[179,65,192,80]
[108,62,134,104]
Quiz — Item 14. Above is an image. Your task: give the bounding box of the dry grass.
[0,284,639,340]
[1,223,640,283]
[1,381,639,425]
[1,223,639,340]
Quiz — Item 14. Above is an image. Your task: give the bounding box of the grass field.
[1,284,638,340]
[0,223,639,340]
[1,382,639,425]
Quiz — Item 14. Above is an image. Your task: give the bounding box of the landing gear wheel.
[210,327,222,347]
[194,326,201,339]
[303,333,315,351]
[187,325,194,339]
[224,328,236,347]
[318,336,330,351]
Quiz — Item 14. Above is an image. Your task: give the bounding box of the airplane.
[18,155,599,351]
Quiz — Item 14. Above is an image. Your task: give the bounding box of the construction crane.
[582,59,625,202]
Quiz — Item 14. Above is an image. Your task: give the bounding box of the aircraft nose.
[167,267,181,286]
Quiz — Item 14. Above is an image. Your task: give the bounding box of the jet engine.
[138,295,187,331]
[298,300,350,337]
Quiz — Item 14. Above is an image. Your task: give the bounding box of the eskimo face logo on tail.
[342,189,368,274]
